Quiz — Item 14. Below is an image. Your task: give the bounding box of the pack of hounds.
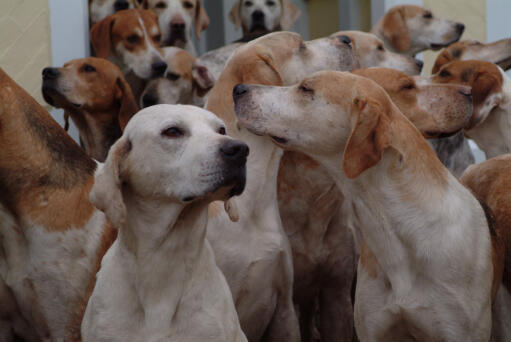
[2,0,511,341]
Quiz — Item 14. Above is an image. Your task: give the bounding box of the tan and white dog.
[42,57,139,162]
[0,68,117,341]
[371,5,465,57]
[82,105,248,342]
[233,70,493,341]
[142,0,209,55]
[229,0,300,42]
[89,0,139,25]
[205,31,355,341]
[90,9,166,100]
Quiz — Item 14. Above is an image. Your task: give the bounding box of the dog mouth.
[42,84,82,108]
[271,136,288,144]
[166,31,187,47]
[425,129,461,139]
[249,24,269,34]
[430,37,462,51]
[496,56,511,71]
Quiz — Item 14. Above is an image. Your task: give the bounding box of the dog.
[140,43,242,108]
[41,57,139,162]
[0,68,117,341]
[89,0,139,25]
[331,30,423,75]
[433,38,511,74]
[82,105,248,342]
[277,67,473,341]
[233,70,493,341]
[204,31,355,341]
[371,5,465,57]
[142,0,209,55]
[90,9,166,100]
[229,0,300,42]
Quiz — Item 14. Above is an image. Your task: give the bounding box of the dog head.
[91,9,166,79]
[229,0,300,37]
[432,60,505,129]
[42,57,139,161]
[140,47,214,108]
[375,5,465,56]
[90,104,248,228]
[354,68,473,138]
[332,31,423,75]
[433,39,511,74]
[89,0,139,25]
[142,0,209,48]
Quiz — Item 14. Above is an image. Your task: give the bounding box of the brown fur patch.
[360,240,378,278]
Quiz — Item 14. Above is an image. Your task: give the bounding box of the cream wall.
[0,0,52,109]
[422,0,486,75]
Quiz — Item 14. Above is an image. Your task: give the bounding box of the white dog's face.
[406,11,464,51]
[89,0,138,25]
[240,0,282,33]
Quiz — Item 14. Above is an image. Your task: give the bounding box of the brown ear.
[91,14,115,58]
[470,71,503,128]
[229,0,242,29]
[342,98,390,179]
[381,7,410,53]
[192,63,215,96]
[90,137,131,229]
[252,52,284,86]
[115,77,139,131]
[280,0,301,30]
[194,0,210,39]
[432,49,452,74]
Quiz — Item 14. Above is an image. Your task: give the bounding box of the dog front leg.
[260,293,301,342]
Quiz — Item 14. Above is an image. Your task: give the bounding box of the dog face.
[140,47,214,108]
[89,0,138,25]
[143,0,209,48]
[432,60,504,129]
[229,0,300,36]
[378,5,465,56]
[433,39,511,74]
[332,31,423,75]
[354,68,472,138]
[91,9,167,79]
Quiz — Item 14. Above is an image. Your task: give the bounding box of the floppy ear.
[342,98,390,179]
[115,77,139,131]
[140,0,148,8]
[194,0,210,39]
[229,0,242,29]
[280,0,301,30]
[91,14,115,58]
[432,49,452,74]
[250,52,284,85]
[469,71,503,128]
[90,137,131,229]
[381,7,410,53]
[192,63,215,96]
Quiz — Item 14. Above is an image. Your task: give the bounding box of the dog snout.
[233,84,249,100]
[220,140,250,164]
[151,61,167,77]
[142,92,158,108]
[415,59,424,70]
[114,0,130,12]
[171,17,186,32]
[455,23,465,35]
[252,10,265,23]
[42,67,60,80]
[335,35,351,46]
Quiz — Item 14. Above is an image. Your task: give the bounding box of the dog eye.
[183,1,194,9]
[439,70,451,78]
[162,127,184,138]
[402,83,415,90]
[82,64,96,73]
[377,44,384,51]
[218,127,226,135]
[167,72,181,81]
[299,84,313,93]
[423,12,433,19]
[244,0,253,7]
[127,34,141,44]
[153,34,161,43]
[266,0,276,6]
[155,1,167,9]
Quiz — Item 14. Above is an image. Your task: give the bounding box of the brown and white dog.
[42,57,139,162]
[89,0,139,25]
[371,5,465,57]
[0,68,116,341]
[233,70,493,341]
[229,0,300,42]
[332,30,423,75]
[142,0,209,55]
[90,9,166,100]
[205,31,355,342]
[82,105,248,342]
[433,38,511,74]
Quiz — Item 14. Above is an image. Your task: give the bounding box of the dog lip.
[430,37,462,50]
[425,129,461,139]
[496,56,511,71]
[271,136,288,144]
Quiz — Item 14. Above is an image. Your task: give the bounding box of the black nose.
[114,0,129,11]
[252,10,264,22]
[456,23,465,34]
[220,140,249,162]
[151,61,167,77]
[415,59,424,69]
[171,22,186,32]
[336,35,351,46]
[142,92,158,108]
[42,67,59,80]
[233,84,249,100]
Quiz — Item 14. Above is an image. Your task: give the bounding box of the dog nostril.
[151,61,167,77]
[114,0,129,11]
[171,21,186,31]
[42,67,59,80]
[336,35,351,46]
[456,23,465,34]
[233,84,249,99]
[415,59,424,69]
[142,92,158,108]
[221,140,250,160]
[459,87,472,97]
[252,10,265,22]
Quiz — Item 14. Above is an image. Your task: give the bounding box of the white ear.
[229,0,242,29]
[280,0,301,30]
[90,137,131,229]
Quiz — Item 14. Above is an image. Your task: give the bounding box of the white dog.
[82,105,248,342]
